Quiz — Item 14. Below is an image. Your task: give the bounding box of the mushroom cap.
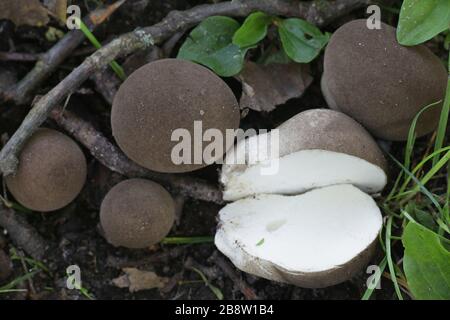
[111,58,240,173]
[5,128,87,212]
[100,178,175,249]
[221,109,388,200]
[276,109,387,170]
[322,19,447,141]
[215,184,382,288]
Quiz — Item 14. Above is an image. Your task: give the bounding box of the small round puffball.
[5,128,87,212]
[100,179,175,248]
[111,58,240,173]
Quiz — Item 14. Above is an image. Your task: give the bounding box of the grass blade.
[161,236,214,245]
[433,52,450,166]
[388,153,442,211]
[77,18,126,81]
[385,216,403,300]
[361,256,387,300]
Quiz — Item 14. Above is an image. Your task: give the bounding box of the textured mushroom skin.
[5,128,87,212]
[111,59,240,173]
[277,109,388,172]
[322,19,447,141]
[100,179,175,249]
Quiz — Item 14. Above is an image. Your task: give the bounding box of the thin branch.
[0,0,368,176]
[0,0,126,105]
[50,109,224,204]
[0,203,48,260]
[0,52,41,62]
[211,252,259,300]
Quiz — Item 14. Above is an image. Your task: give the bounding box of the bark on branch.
[0,1,126,105]
[0,204,48,260]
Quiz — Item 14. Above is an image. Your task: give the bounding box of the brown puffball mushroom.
[100,179,175,249]
[5,128,87,212]
[217,109,387,287]
[111,58,240,173]
[322,19,447,141]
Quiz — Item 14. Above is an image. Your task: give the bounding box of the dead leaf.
[0,0,50,27]
[44,0,67,23]
[112,268,169,293]
[236,61,313,112]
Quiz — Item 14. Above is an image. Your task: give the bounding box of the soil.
[0,0,447,300]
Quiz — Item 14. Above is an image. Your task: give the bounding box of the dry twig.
[0,52,41,62]
[211,252,259,300]
[0,1,125,105]
[0,203,48,260]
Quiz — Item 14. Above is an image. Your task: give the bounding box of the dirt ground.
[0,0,446,300]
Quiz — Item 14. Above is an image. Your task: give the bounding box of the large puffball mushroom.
[216,109,386,287]
[5,128,87,212]
[221,109,388,201]
[215,184,382,288]
[111,58,240,173]
[322,19,447,141]
[100,179,175,249]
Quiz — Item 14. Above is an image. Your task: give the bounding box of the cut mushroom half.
[215,184,382,288]
[222,149,387,202]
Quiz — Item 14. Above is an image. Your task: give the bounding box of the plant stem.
[386,216,404,300]
[433,44,450,165]
[161,236,214,245]
[77,18,126,81]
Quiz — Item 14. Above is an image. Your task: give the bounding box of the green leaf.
[402,222,450,299]
[397,0,450,46]
[177,16,248,77]
[278,18,330,63]
[233,12,272,48]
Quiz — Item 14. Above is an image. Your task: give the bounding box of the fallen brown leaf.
[236,61,313,112]
[112,267,169,293]
[44,0,67,23]
[0,0,50,27]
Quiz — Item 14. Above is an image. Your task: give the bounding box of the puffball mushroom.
[322,19,447,141]
[216,185,381,288]
[216,109,387,287]
[111,58,240,173]
[100,179,175,249]
[5,128,87,212]
[221,109,388,201]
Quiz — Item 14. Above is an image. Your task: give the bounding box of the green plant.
[0,248,49,295]
[362,1,450,300]
[76,17,126,80]
[177,13,329,77]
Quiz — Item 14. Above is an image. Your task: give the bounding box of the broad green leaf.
[278,18,330,63]
[397,0,450,46]
[233,11,272,48]
[402,222,450,299]
[177,16,248,77]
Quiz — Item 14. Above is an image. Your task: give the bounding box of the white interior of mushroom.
[222,149,387,201]
[215,184,382,274]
